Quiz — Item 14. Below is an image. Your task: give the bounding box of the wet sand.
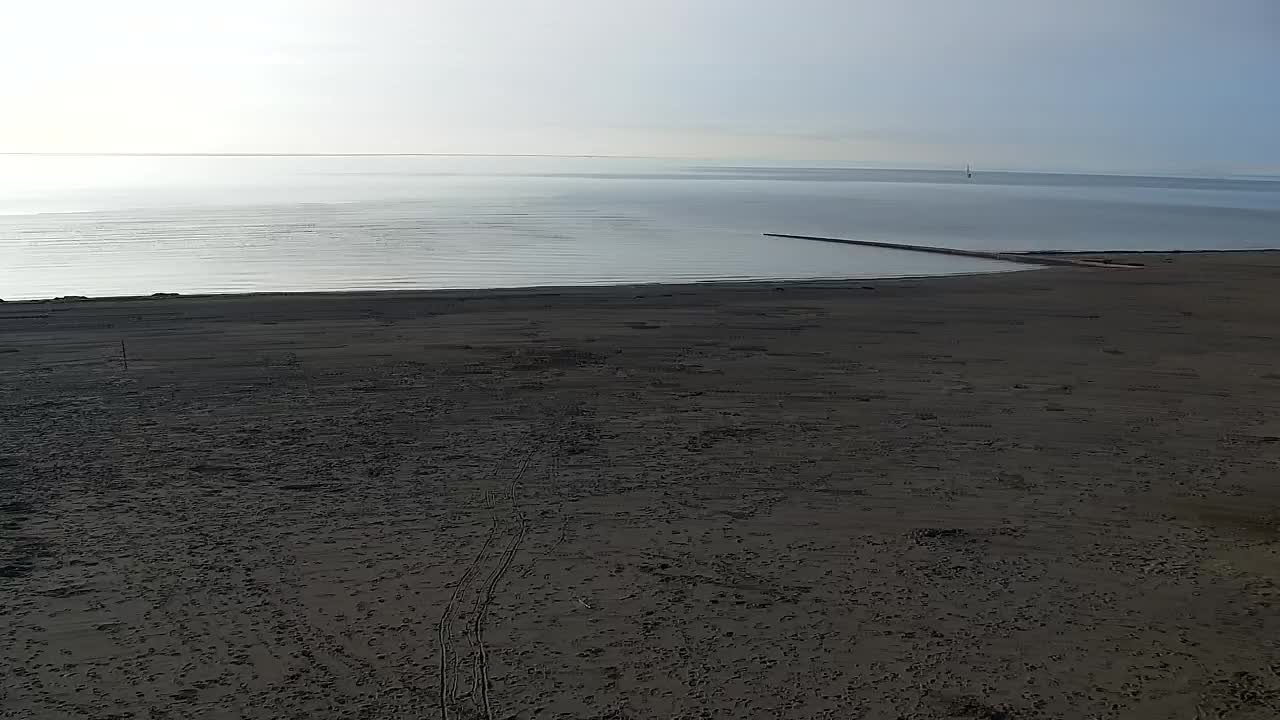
[2,252,1279,719]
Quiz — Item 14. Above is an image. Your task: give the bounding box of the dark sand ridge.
[2,252,1279,718]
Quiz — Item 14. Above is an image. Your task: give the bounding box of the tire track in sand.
[440,406,577,719]
[437,489,500,720]
[471,448,537,720]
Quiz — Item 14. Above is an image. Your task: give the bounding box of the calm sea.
[2,155,1277,300]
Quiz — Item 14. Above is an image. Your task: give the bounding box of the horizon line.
[2,152,1275,181]
[1,151,660,159]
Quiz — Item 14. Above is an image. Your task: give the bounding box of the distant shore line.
[3,153,1277,182]
[0,151,652,159]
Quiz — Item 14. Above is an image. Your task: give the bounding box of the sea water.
[1,155,1276,300]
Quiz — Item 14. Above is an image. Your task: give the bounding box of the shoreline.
[5,248,1277,306]
[4,270,1026,305]
[3,250,1279,718]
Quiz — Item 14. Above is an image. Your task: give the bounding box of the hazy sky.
[2,0,1276,173]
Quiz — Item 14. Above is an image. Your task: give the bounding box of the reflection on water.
[1,156,1277,299]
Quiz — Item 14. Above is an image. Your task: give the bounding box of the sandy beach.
[2,252,1279,719]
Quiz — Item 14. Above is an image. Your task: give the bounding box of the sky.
[1,0,1277,173]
